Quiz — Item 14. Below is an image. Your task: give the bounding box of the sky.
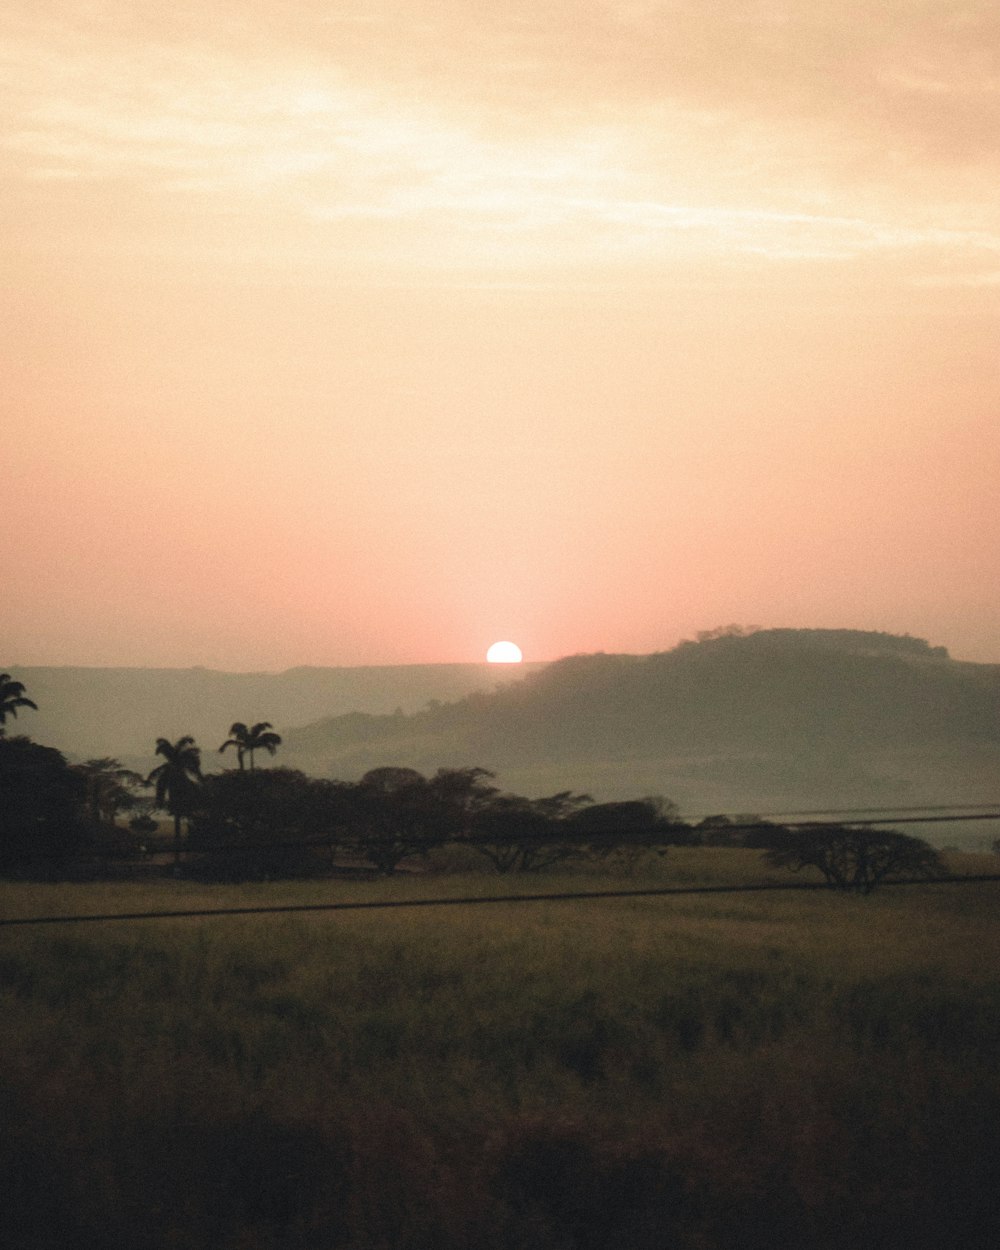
[4,0,999,669]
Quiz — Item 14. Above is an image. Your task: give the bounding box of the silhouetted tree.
[147,736,202,867]
[128,802,159,837]
[765,825,944,893]
[0,736,87,875]
[187,768,348,880]
[695,815,734,846]
[567,796,690,869]
[73,757,145,828]
[219,721,282,771]
[348,767,452,875]
[0,674,37,735]
[467,795,549,872]
[468,790,594,873]
[425,766,500,831]
[696,814,790,849]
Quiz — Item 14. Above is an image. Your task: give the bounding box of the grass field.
[1,850,999,1249]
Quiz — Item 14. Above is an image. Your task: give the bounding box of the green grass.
[1,852,998,1249]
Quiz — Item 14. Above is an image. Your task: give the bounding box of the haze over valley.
[280,629,1000,814]
[10,661,541,766]
[10,629,998,844]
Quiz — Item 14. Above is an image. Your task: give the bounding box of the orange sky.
[4,1,999,668]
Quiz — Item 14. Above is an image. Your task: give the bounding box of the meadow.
[1,849,998,1249]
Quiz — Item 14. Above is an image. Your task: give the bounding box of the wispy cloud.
[910,269,1000,288]
[2,3,999,273]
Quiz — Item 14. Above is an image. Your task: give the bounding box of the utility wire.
[753,812,1000,828]
[2,874,999,928]
[686,803,1000,820]
[7,808,1000,866]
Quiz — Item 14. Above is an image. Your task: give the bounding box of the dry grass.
[1,853,998,1249]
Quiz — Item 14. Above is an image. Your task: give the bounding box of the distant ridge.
[7,631,999,841]
[2,662,545,766]
[279,630,1000,823]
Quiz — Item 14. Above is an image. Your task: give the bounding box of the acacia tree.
[765,825,944,893]
[73,757,145,828]
[567,796,689,871]
[147,736,202,866]
[468,790,594,873]
[347,767,452,875]
[0,674,37,735]
[424,766,500,835]
[219,721,282,772]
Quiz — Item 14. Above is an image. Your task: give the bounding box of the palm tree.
[218,721,281,772]
[0,673,38,735]
[147,736,202,866]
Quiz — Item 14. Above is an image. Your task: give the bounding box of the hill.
[2,662,544,768]
[280,630,1000,828]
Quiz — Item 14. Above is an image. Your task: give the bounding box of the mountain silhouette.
[4,662,543,768]
[280,630,1000,822]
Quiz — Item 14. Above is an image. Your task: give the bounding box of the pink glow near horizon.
[3,2,999,669]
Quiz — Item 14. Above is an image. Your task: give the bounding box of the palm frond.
[0,674,38,724]
[1,697,37,718]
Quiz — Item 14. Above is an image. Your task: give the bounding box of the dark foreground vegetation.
[1,731,954,891]
[3,667,999,1248]
[1,863,999,1250]
[0,667,958,893]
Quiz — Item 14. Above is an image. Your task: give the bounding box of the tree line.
[0,672,949,889]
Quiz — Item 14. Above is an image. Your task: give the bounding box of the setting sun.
[486,641,523,664]
[1,0,997,674]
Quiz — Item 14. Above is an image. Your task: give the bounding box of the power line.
[5,807,999,868]
[687,803,1000,820]
[1,874,998,929]
[759,812,1000,828]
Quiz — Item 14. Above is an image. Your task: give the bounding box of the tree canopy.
[0,735,86,875]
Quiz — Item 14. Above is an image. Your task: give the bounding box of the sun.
[486,640,523,663]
